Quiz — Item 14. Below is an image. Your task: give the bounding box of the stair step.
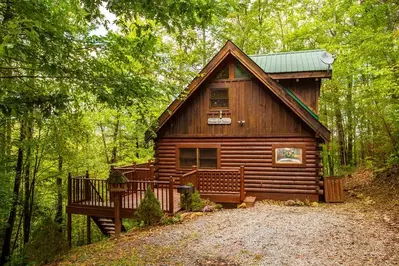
[97,218,113,222]
[103,226,115,230]
[100,222,115,226]
[243,196,256,208]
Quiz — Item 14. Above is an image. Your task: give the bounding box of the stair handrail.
[180,166,198,188]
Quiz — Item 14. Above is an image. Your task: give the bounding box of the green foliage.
[136,186,163,225]
[160,214,181,225]
[180,186,205,212]
[24,218,68,265]
[191,190,205,212]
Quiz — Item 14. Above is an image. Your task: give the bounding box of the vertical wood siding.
[159,78,315,137]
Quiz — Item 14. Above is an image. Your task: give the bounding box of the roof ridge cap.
[249,49,326,57]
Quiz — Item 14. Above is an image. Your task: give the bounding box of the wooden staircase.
[91,216,126,236]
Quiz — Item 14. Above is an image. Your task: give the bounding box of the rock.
[180,213,191,221]
[190,212,204,219]
[238,203,247,208]
[311,202,319,207]
[284,200,296,206]
[202,205,214,212]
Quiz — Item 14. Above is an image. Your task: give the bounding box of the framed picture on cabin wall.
[272,144,306,167]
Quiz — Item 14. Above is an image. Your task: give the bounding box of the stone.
[311,202,319,207]
[238,203,247,209]
[284,200,296,206]
[202,205,214,212]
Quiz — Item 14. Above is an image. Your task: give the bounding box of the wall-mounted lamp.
[238,120,245,126]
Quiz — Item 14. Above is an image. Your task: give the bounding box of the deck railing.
[180,166,245,202]
[68,172,175,213]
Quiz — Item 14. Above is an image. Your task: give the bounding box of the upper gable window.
[215,66,229,80]
[234,63,250,78]
[210,88,229,109]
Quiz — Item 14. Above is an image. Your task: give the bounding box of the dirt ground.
[55,167,399,266]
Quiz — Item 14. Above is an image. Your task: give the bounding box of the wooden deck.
[67,176,180,218]
[67,188,181,216]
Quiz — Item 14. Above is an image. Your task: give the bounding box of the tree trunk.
[99,123,110,164]
[23,120,33,245]
[335,101,346,166]
[55,155,63,229]
[1,120,25,265]
[346,81,353,166]
[55,155,63,230]
[110,115,120,164]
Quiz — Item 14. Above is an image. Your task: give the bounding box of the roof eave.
[269,70,332,80]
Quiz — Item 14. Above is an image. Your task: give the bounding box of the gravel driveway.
[61,202,399,265]
[134,203,399,265]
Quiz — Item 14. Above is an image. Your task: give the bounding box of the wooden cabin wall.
[278,78,320,114]
[155,69,322,201]
[159,78,316,137]
[155,137,320,201]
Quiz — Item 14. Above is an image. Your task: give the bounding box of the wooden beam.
[240,166,245,201]
[169,178,174,213]
[269,71,332,80]
[67,213,72,248]
[87,216,91,244]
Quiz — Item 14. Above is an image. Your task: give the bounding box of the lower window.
[272,144,306,167]
[178,147,218,169]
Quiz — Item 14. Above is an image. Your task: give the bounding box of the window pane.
[234,63,250,78]
[210,99,228,108]
[215,66,229,79]
[275,148,303,164]
[199,148,217,168]
[210,88,228,108]
[211,89,228,99]
[179,148,197,168]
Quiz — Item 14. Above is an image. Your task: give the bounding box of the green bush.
[180,188,205,211]
[24,217,68,265]
[191,190,204,211]
[136,186,163,225]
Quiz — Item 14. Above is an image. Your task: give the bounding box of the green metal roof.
[249,50,331,73]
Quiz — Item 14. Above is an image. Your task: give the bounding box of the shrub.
[180,186,205,211]
[191,190,205,211]
[24,217,68,265]
[136,186,163,225]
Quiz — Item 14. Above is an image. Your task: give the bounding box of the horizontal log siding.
[155,137,320,200]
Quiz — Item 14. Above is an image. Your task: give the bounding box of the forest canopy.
[0,0,398,265]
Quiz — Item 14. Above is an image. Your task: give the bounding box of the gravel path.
[60,202,399,265]
[133,203,399,265]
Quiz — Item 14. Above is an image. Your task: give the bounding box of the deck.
[67,174,180,218]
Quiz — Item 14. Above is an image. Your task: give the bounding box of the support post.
[114,194,122,238]
[87,216,91,244]
[150,165,154,190]
[85,170,91,202]
[67,213,72,248]
[240,166,245,201]
[169,178,174,213]
[67,173,72,205]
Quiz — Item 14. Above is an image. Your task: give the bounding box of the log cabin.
[150,41,332,203]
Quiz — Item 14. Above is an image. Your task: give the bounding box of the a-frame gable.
[155,41,330,142]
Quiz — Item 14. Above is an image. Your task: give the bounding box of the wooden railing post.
[150,165,154,190]
[68,173,72,205]
[240,166,245,201]
[85,170,91,202]
[169,178,174,213]
[114,194,122,237]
